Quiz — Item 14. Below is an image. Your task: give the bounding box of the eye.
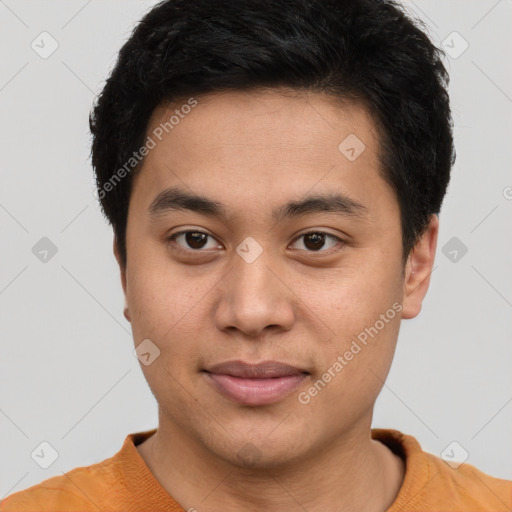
[290,231,344,253]
[167,230,221,251]
[167,229,345,254]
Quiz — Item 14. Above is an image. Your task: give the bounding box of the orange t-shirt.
[2,428,511,511]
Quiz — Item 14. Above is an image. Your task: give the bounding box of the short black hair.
[90,0,455,269]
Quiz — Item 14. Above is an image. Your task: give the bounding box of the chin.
[199,418,314,470]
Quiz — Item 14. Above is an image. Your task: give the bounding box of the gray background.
[1,0,511,498]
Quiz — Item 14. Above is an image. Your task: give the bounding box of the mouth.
[203,360,310,406]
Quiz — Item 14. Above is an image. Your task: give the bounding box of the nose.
[213,249,296,339]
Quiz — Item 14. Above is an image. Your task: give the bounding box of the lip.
[203,360,309,406]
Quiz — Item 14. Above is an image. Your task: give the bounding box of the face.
[116,88,434,468]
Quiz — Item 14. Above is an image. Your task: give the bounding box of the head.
[90,0,454,468]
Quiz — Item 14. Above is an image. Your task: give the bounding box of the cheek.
[300,314,401,428]
[126,265,205,404]
[303,258,403,390]
[310,257,402,328]
[126,260,191,347]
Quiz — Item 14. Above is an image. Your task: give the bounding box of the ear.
[113,236,131,323]
[401,214,439,319]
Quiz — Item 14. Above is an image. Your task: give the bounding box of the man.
[2,0,511,510]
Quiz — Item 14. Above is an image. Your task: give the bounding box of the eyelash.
[166,230,345,255]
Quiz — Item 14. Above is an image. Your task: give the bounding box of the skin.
[114,88,438,512]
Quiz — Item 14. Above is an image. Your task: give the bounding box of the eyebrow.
[148,186,368,222]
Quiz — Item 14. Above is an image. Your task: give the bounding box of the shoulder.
[424,451,512,510]
[1,438,133,512]
[373,428,512,511]
[0,464,111,512]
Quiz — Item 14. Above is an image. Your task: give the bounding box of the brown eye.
[291,231,343,253]
[184,232,208,249]
[168,231,219,251]
[304,233,326,251]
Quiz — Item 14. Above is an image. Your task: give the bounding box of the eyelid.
[293,229,344,241]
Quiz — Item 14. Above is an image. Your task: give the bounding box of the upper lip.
[205,360,308,378]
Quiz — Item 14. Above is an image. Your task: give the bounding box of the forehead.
[130,88,396,223]
[147,88,378,158]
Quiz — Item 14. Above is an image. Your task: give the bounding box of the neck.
[137,416,405,512]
